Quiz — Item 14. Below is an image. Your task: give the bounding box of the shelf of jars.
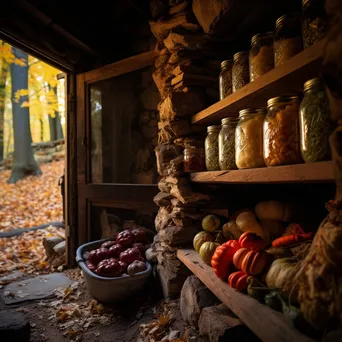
[191,39,325,126]
[190,161,334,184]
[177,249,315,342]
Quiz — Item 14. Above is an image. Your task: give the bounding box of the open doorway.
[0,41,66,275]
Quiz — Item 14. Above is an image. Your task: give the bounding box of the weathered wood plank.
[190,161,334,184]
[192,40,325,125]
[177,248,315,342]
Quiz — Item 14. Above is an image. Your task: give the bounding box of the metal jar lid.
[275,13,301,28]
[303,78,324,92]
[267,95,300,107]
[233,51,249,62]
[251,31,274,45]
[239,108,266,117]
[221,117,239,125]
[221,60,233,69]
[207,125,221,132]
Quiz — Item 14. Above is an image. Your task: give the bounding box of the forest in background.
[0,41,65,183]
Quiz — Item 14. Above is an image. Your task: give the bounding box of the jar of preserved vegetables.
[299,78,334,162]
[249,32,274,82]
[274,13,303,67]
[264,95,303,166]
[235,108,266,169]
[219,60,233,100]
[302,0,327,48]
[184,146,206,172]
[219,117,239,170]
[205,126,221,171]
[232,51,249,93]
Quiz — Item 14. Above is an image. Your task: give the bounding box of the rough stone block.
[0,310,30,342]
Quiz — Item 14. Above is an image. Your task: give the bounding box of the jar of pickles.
[235,108,266,169]
[232,51,249,93]
[299,78,334,162]
[249,32,274,81]
[219,60,233,100]
[274,13,303,67]
[264,95,303,166]
[184,146,206,172]
[219,117,239,170]
[302,0,327,48]
[205,126,221,171]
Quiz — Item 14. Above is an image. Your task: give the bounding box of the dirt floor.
[0,268,206,342]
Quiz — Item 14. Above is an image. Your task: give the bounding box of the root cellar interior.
[4,0,342,341]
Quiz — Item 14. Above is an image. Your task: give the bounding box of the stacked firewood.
[146,0,224,298]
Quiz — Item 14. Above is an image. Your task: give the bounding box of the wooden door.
[75,51,159,249]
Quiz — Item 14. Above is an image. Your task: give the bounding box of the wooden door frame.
[76,50,159,248]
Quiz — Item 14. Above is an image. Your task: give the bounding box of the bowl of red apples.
[76,228,152,303]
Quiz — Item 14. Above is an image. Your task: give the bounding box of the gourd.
[233,248,269,275]
[222,220,243,239]
[247,277,270,301]
[193,231,215,252]
[235,212,266,240]
[255,201,291,222]
[265,257,299,301]
[238,232,267,252]
[202,214,221,232]
[127,260,147,276]
[199,242,220,265]
[228,271,249,291]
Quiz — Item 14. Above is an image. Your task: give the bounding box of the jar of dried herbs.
[219,60,233,100]
[302,0,327,49]
[299,78,334,162]
[232,51,249,93]
[264,95,303,166]
[219,117,239,170]
[235,108,266,169]
[184,146,206,172]
[205,126,221,171]
[249,32,274,81]
[274,13,303,67]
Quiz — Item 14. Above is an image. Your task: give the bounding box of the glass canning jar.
[218,117,239,170]
[205,125,221,171]
[299,78,334,162]
[235,108,266,169]
[274,13,303,67]
[302,0,327,48]
[249,32,274,81]
[184,146,206,172]
[219,60,233,100]
[264,95,303,166]
[232,51,249,93]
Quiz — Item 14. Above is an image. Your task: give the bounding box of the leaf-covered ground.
[0,160,64,231]
[0,160,65,274]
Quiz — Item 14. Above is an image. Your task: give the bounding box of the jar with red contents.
[183,146,206,172]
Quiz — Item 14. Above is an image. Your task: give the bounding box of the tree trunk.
[0,41,9,161]
[8,47,41,184]
[48,85,63,141]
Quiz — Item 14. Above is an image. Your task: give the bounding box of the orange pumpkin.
[228,271,249,291]
[233,248,269,276]
[238,232,267,252]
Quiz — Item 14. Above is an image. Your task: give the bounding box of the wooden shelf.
[177,248,315,342]
[190,161,334,184]
[192,40,325,125]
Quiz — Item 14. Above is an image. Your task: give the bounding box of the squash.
[238,232,267,252]
[199,242,220,265]
[247,277,271,301]
[202,214,221,232]
[260,220,285,240]
[233,248,269,276]
[265,257,299,301]
[211,241,240,279]
[255,201,291,222]
[215,231,226,244]
[230,208,253,220]
[228,271,249,291]
[222,220,243,240]
[235,212,266,239]
[193,231,215,252]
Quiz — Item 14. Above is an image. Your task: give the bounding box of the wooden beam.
[177,249,315,342]
[190,161,334,184]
